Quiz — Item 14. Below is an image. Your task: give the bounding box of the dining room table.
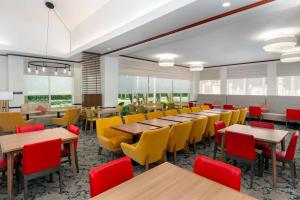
[0,127,78,200]
[22,110,42,120]
[89,162,257,200]
[160,116,192,123]
[218,124,288,188]
[176,113,208,119]
[95,107,121,118]
[111,122,159,142]
[48,107,69,118]
[138,119,179,127]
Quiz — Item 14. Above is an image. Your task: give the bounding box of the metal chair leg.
[24,176,28,200]
[250,163,254,188]
[75,152,79,173]
[58,168,63,193]
[213,143,217,160]
[288,161,296,188]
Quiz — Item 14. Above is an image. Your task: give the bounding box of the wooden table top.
[21,110,42,115]
[0,128,78,153]
[176,114,208,119]
[190,112,220,117]
[160,116,192,123]
[90,162,257,200]
[111,123,159,135]
[138,119,179,127]
[203,110,231,114]
[95,108,120,114]
[218,124,288,144]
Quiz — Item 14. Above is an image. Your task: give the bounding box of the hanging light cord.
[45,9,50,58]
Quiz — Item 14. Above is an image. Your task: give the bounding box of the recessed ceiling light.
[158,58,174,67]
[222,2,231,7]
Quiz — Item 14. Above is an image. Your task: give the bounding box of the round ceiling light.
[158,58,174,67]
[222,2,231,7]
[188,62,204,71]
[263,35,297,53]
[281,48,300,63]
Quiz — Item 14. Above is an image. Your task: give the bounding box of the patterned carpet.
[0,123,299,200]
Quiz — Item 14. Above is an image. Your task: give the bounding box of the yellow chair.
[146,111,163,120]
[84,108,97,134]
[136,105,145,114]
[204,114,221,144]
[167,121,193,164]
[121,126,170,170]
[96,116,132,160]
[124,114,145,124]
[220,111,232,127]
[188,116,208,152]
[52,108,81,126]
[128,104,136,114]
[229,110,240,125]
[179,108,191,114]
[200,105,210,110]
[0,112,32,133]
[164,109,178,116]
[238,108,248,125]
[191,107,201,112]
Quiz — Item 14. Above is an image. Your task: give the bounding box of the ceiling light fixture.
[35,67,39,74]
[54,68,58,76]
[68,68,72,76]
[281,48,300,63]
[222,2,231,7]
[158,58,174,67]
[27,66,31,73]
[263,35,297,53]
[188,62,204,71]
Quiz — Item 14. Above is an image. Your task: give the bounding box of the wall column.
[191,71,200,101]
[101,56,120,107]
[267,62,277,96]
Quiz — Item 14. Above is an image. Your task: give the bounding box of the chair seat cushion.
[263,148,286,160]
[109,135,132,148]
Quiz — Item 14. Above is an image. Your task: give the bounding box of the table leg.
[7,153,14,200]
[57,112,60,118]
[220,133,225,161]
[271,144,277,188]
[70,141,77,176]
[26,114,29,120]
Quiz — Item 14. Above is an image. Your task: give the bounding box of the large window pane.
[227,79,246,95]
[277,76,300,96]
[24,75,49,95]
[199,80,221,94]
[247,78,267,95]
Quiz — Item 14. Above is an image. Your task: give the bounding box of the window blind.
[227,64,267,79]
[199,68,220,80]
[277,62,300,76]
[82,53,101,94]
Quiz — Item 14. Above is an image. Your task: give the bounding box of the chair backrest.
[136,105,145,114]
[179,108,191,114]
[89,157,134,197]
[167,103,175,109]
[250,121,274,129]
[22,139,62,175]
[96,116,123,138]
[229,110,240,125]
[85,108,95,119]
[168,121,192,152]
[65,108,81,125]
[124,114,145,124]
[214,121,226,144]
[238,108,247,124]
[248,106,262,117]
[205,114,221,137]
[225,131,256,160]
[67,125,80,150]
[285,131,299,161]
[128,104,136,113]
[193,156,241,191]
[203,103,213,109]
[164,109,178,116]
[136,126,170,164]
[191,107,201,112]
[146,111,163,120]
[220,112,232,127]
[16,124,45,134]
[200,105,210,110]
[223,104,234,110]
[0,112,26,132]
[286,109,300,121]
[188,117,208,144]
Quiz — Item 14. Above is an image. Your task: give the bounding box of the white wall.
[73,63,82,104]
[0,55,8,91]
[101,56,119,107]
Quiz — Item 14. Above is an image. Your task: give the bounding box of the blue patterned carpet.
[0,124,299,200]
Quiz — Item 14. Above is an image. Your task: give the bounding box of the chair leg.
[58,168,63,193]
[98,147,102,155]
[145,155,149,171]
[233,160,237,167]
[173,145,177,165]
[85,119,88,133]
[162,151,167,162]
[288,161,296,188]
[75,152,79,173]
[67,155,71,166]
[185,141,190,156]
[250,163,254,188]
[24,176,28,200]
[110,151,114,161]
[49,173,53,182]
[294,161,297,178]
[258,155,263,177]
[193,138,197,153]
[213,143,218,160]
[90,121,93,135]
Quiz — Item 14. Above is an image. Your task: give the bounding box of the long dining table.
[90,162,257,200]
[218,124,288,188]
[0,128,78,200]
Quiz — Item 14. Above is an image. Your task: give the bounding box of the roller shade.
[199,68,220,80]
[227,64,267,79]
[277,62,300,76]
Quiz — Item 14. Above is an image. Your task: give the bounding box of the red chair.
[263,131,298,188]
[89,157,134,197]
[16,124,45,134]
[248,106,263,121]
[22,139,62,199]
[286,109,300,128]
[213,121,226,159]
[204,103,213,109]
[223,104,234,110]
[194,156,241,191]
[250,121,274,129]
[62,125,80,173]
[225,131,262,188]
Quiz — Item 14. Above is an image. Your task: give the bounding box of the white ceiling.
[116,0,300,67]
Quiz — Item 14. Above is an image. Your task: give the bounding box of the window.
[277,76,300,96]
[199,80,221,94]
[227,78,267,95]
[24,75,73,107]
